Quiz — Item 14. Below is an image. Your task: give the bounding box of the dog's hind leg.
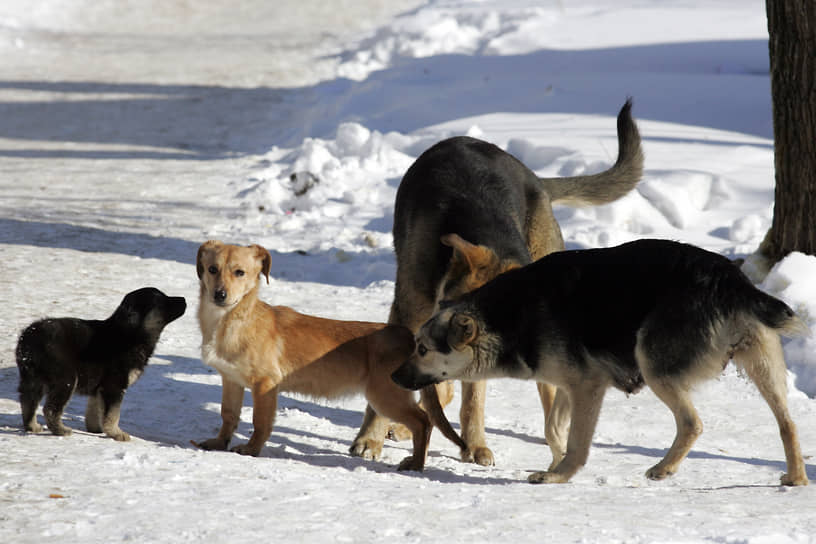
[85,392,103,433]
[18,380,44,433]
[232,378,278,457]
[369,388,431,472]
[350,405,389,460]
[642,377,703,481]
[529,378,607,484]
[734,327,808,486]
[43,376,77,436]
[388,381,455,442]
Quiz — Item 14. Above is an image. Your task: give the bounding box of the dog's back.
[393,136,535,306]
[462,239,803,386]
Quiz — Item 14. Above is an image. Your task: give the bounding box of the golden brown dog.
[192,240,465,470]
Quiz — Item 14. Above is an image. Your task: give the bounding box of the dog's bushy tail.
[540,98,644,206]
[747,288,810,338]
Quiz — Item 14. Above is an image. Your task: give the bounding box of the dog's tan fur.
[193,240,464,470]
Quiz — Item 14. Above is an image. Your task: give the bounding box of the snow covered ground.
[2,1,816,542]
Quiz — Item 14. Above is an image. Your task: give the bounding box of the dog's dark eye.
[417,343,428,357]
[208,265,218,274]
[234,269,245,277]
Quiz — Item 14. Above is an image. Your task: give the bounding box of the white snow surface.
[2,1,816,542]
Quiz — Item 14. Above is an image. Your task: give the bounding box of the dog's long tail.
[420,385,468,452]
[539,98,644,206]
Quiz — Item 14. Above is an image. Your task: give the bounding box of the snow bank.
[758,253,816,396]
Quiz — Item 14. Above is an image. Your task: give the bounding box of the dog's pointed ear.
[197,240,222,279]
[441,233,507,285]
[251,244,271,284]
[448,313,478,350]
[442,233,495,271]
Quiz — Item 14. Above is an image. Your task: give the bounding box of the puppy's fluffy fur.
[16,287,186,441]
[193,241,465,470]
[394,239,809,486]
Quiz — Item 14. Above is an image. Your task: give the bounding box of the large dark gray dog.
[351,100,644,467]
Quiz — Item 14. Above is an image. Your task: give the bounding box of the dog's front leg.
[100,389,130,441]
[232,378,278,456]
[529,380,606,484]
[194,377,244,451]
[542,386,570,470]
[460,381,494,466]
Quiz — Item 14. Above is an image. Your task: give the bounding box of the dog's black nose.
[214,289,227,303]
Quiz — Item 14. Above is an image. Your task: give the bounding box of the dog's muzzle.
[168,297,187,321]
[213,288,227,305]
[391,361,440,391]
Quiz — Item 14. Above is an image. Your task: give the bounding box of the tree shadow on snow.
[0,217,396,286]
[0,39,772,162]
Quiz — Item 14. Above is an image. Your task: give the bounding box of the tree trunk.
[760,0,816,264]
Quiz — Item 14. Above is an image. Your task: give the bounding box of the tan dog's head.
[437,234,521,305]
[196,240,271,307]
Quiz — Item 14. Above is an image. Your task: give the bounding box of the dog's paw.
[645,464,674,481]
[349,439,383,461]
[781,472,809,486]
[462,446,494,466]
[386,423,413,442]
[107,430,131,442]
[49,425,73,437]
[528,470,570,484]
[24,422,43,433]
[230,443,261,457]
[396,455,424,472]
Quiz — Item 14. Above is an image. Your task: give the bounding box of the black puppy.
[16,287,186,441]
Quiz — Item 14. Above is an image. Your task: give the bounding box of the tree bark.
[760,0,816,264]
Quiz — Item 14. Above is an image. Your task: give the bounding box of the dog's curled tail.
[540,98,644,206]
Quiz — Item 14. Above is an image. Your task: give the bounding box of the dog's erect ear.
[196,240,222,279]
[441,233,505,285]
[448,313,478,350]
[251,244,271,284]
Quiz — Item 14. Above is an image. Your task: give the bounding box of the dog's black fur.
[394,239,809,485]
[16,287,186,441]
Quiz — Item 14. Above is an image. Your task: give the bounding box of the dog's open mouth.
[391,362,440,390]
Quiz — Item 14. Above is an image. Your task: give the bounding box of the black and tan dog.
[16,287,186,441]
[193,241,465,470]
[351,100,643,467]
[393,239,809,486]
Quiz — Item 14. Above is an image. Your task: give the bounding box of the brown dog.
[352,99,643,467]
[193,240,465,470]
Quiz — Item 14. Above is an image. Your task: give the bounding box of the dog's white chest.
[201,340,250,387]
